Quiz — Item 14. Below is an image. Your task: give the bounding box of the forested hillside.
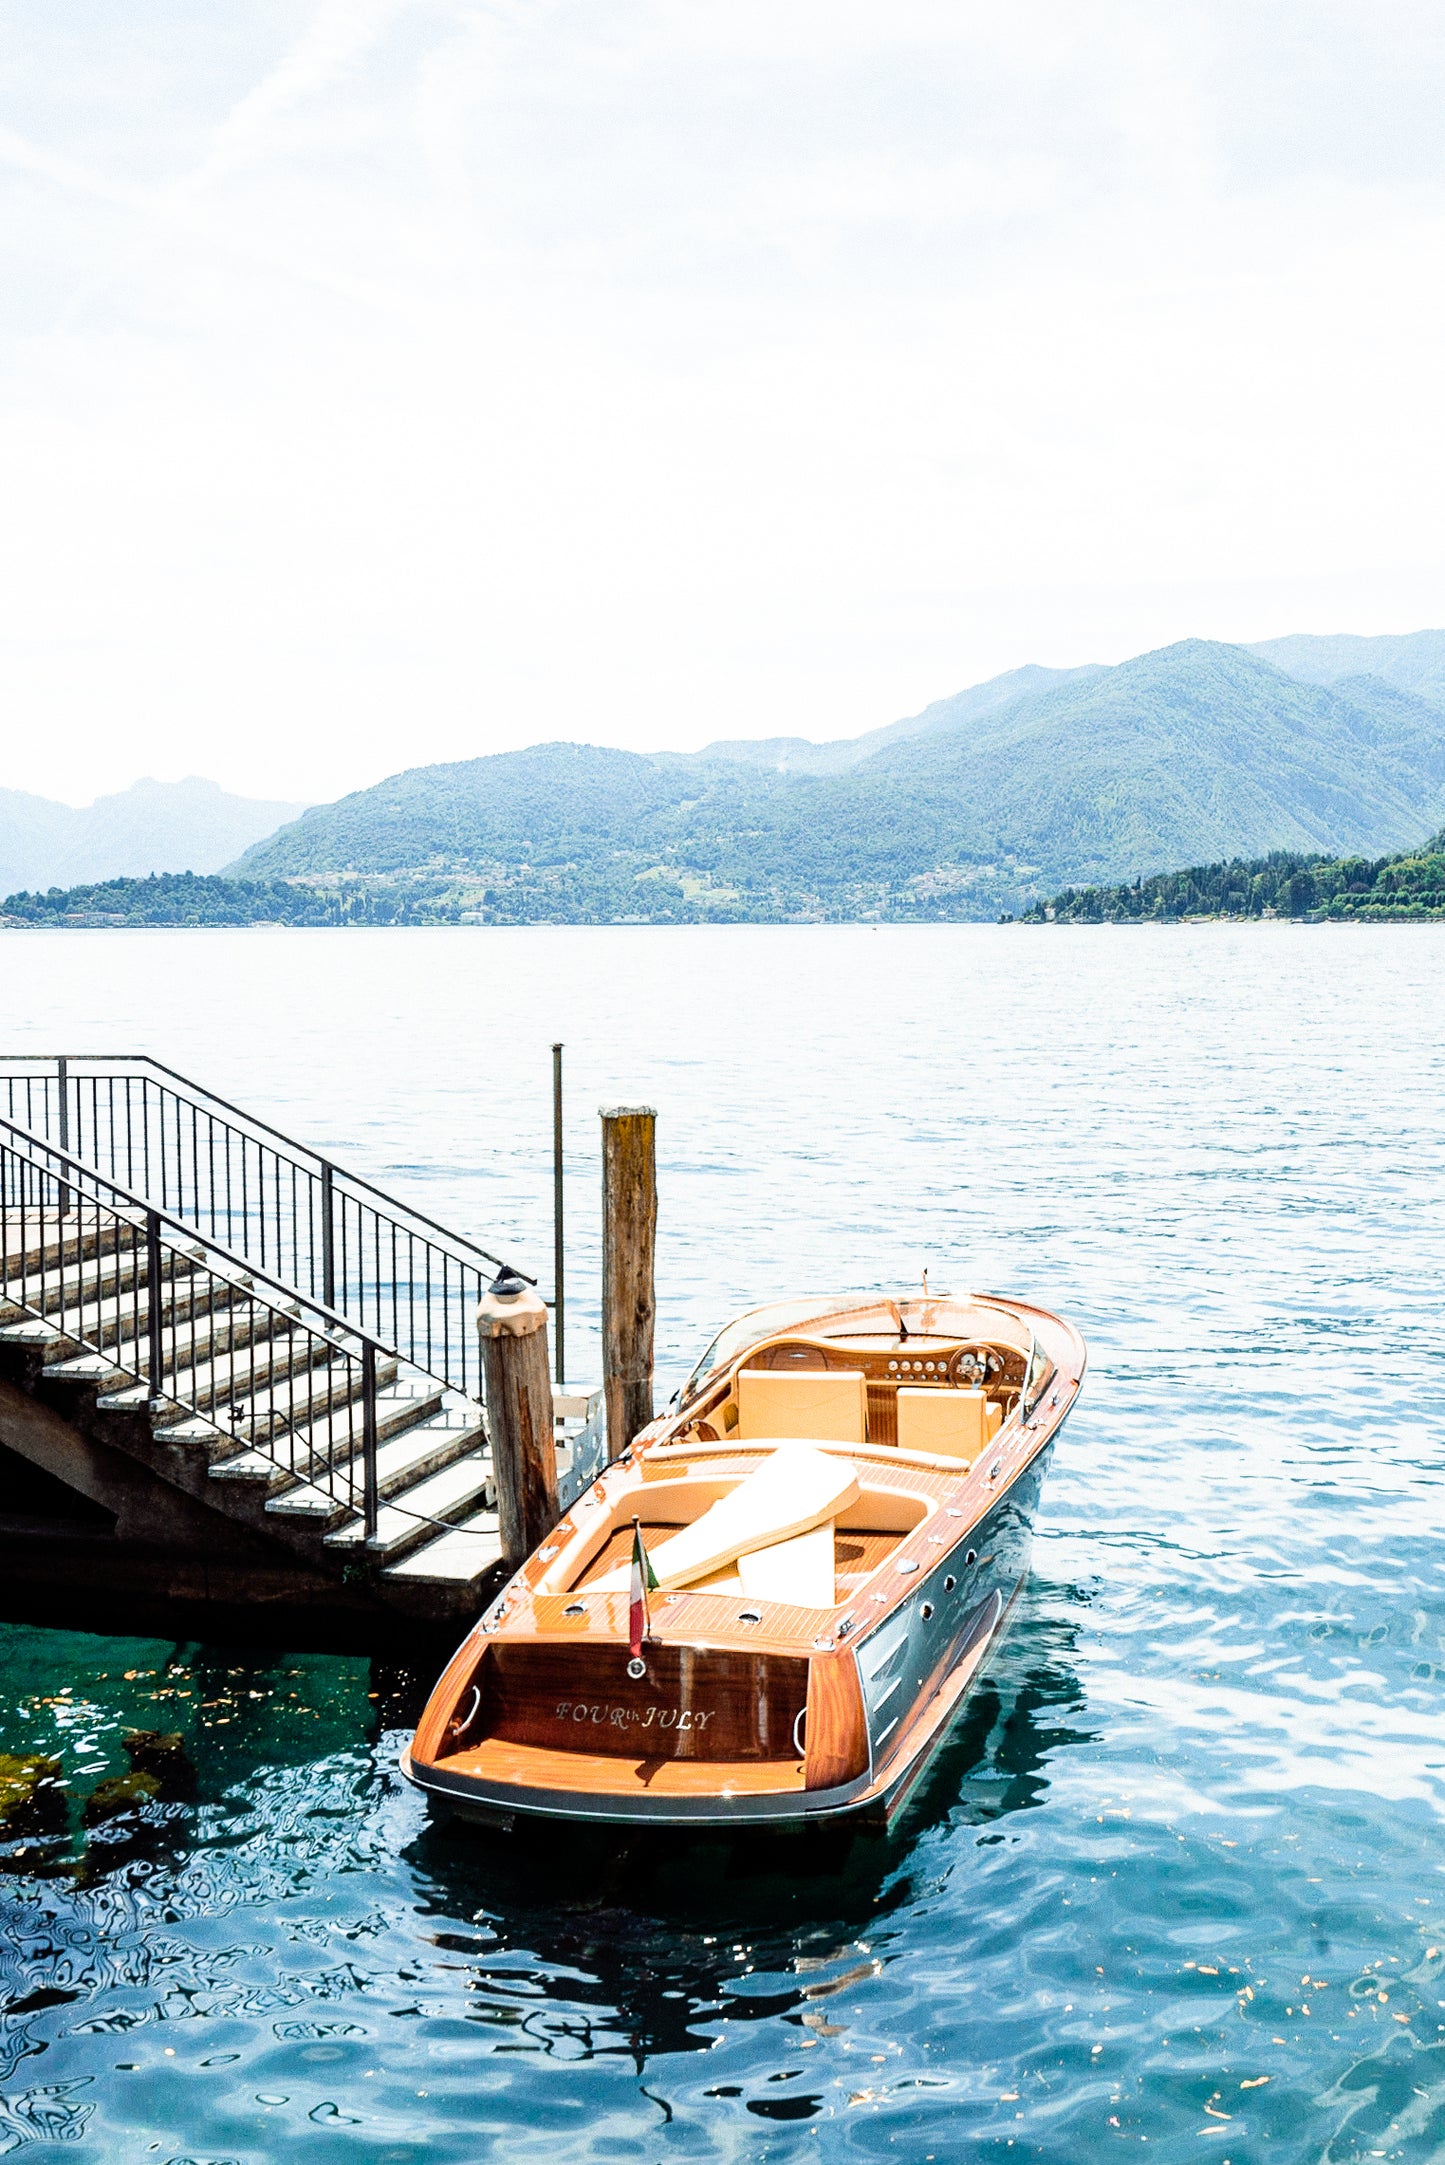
[9,635,1445,927]
[1018,833,1445,923]
[231,640,1445,918]
[1249,629,1445,707]
[0,873,378,928]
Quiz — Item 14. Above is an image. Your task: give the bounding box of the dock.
[0,1056,612,1642]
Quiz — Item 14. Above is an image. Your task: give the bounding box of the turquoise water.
[2,922,1444,2162]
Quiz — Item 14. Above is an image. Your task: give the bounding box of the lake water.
[1,922,1444,2164]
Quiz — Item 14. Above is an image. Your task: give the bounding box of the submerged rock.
[0,1753,67,1839]
[121,1730,196,1800]
[81,1772,162,1827]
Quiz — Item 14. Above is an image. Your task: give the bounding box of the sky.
[3,1,1445,807]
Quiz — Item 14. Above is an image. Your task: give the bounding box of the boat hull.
[404,1440,1056,1831]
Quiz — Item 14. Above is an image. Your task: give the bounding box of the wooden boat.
[404,1289,1085,1829]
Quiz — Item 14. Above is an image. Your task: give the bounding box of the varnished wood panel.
[865,1383,897,1447]
[473,1640,809,1762]
[413,1637,489,1767]
[803,1652,868,1789]
[519,1586,847,1653]
[442,1736,806,1796]
[832,1529,900,1597]
[573,1523,685,1589]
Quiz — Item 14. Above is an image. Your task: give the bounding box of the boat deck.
[573,1520,900,1601]
[436,1737,807,1796]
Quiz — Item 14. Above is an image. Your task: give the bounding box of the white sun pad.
[595,1445,859,1592]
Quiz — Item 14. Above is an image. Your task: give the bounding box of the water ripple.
[0,923,1442,2159]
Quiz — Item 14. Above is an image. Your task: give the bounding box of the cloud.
[1,1,1443,803]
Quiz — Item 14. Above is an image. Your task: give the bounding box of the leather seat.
[736,1366,867,1445]
[896,1386,999,1462]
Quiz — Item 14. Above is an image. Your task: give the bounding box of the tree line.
[1014,832,1445,923]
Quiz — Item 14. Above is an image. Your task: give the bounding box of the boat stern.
[404,1625,872,1827]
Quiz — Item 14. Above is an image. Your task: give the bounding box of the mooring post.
[478,1267,560,1567]
[552,1042,565,1387]
[600,1104,656,1462]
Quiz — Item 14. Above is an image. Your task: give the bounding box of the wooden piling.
[552,1042,565,1386]
[477,1269,559,1567]
[601,1105,657,1461]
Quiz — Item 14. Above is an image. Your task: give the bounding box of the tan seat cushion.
[736,1367,866,1445]
[897,1386,989,1462]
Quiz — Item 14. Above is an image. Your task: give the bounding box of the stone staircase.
[0,1205,504,1622]
[0,1060,604,1630]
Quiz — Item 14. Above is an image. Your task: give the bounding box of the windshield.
[679,1290,1042,1407]
[681,1296,875,1402]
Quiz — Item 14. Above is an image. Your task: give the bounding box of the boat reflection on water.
[401,1584,1094,2067]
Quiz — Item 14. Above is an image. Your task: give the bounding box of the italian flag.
[629,1517,657,1662]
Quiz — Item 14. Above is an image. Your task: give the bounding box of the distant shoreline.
[4,914,1443,934]
[7,831,1444,929]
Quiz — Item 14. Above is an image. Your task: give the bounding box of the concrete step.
[38,1278,271,1376]
[383,1505,503,1588]
[259,1407,487,1531]
[318,1449,493,1563]
[158,1410,233,1451]
[47,1290,303,1394]
[0,1239,203,1320]
[0,1317,67,1350]
[92,1342,399,1434]
[149,1331,376,1422]
[208,1381,452,1495]
[0,1211,143,1280]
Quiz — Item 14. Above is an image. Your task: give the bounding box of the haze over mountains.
[6,631,1445,923]
[685,662,1102,775]
[0,777,309,898]
[231,634,1445,922]
[1248,629,1445,706]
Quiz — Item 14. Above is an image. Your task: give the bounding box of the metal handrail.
[0,1054,525,1404]
[0,1114,402,1350]
[0,1114,391,1534]
[0,1053,517,1271]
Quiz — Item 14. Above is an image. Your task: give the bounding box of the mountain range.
[229,634,1445,921]
[0,777,309,898]
[5,629,1445,924]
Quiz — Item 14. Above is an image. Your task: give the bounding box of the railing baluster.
[56,1057,70,1218]
[320,1162,335,1309]
[0,1058,528,1422]
[362,1341,379,1541]
[146,1208,164,1406]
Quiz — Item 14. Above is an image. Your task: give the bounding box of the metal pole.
[320,1160,336,1309]
[146,1209,165,1406]
[551,1042,565,1386]
[361,1340,379,1541]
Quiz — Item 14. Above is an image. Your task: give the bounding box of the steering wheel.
[948,1345,1003,1387]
